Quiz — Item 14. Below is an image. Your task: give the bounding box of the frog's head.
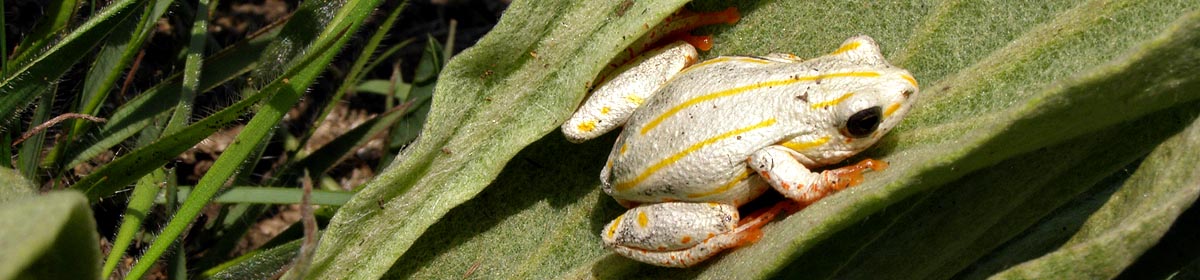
[826,69,918,154]
[795,36,919,166]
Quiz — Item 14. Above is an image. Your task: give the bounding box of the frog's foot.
[618,7,740,64]
[602,202,743,267]
[821,158,888,191]
[749,146,888,204]
[607,231,747,268]
[656,7,739,51]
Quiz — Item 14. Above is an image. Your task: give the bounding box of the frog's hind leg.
[602,202,754,267]
[561,42,697,143]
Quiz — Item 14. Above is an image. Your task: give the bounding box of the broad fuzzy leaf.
[308,0,1200,278]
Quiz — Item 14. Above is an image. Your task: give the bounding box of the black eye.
[844,106,882,138]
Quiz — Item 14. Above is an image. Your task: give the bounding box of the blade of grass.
[72,81,267,201]
[358,38,416,88]
[61,23,280,170]
[6,0,81,72]
[158,186,354,205]
[383,37,440,154]
[0,0,146,125]
[298,1,408,158]
[50,0,173,171]
[99,148,166,278]
[355,79,411,96]
[1,1,7,78]
[68,24,318,201]
[120,2,214,273]
[124,0,381,276]
[70,0,171,136]
[163,0,212,136]
[277,103,410,184]
[15,89,54,182]
[99,107,168,279]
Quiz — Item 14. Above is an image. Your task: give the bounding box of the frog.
[561,34,919,267]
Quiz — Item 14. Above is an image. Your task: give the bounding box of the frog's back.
[602,57,800,205]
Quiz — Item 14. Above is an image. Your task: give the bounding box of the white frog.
[562,35,918,267]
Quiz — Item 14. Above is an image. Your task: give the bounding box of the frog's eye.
[843,106,882,138]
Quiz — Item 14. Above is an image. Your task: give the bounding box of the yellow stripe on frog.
[687,169,752,198]
[884,102,902,117]
[685,56,769,71]
[810,92,854,109]
[607,213,625,238]
[831,41,862,55]
[616,118,777,191]
[900,74,918,88]
[781,135,830,151]
[640,72,881,135]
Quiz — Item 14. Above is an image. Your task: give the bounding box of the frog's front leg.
[747,146,888,204]
[561,41,698,143]
[602,202,761,267]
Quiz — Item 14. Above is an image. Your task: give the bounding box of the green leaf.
[0,190,100,280]
[0,167,35,203]
[315,0,1200,278]
[355,79,411,97]
[203,240,302,280]
[992,109,1200,278]
[307,1,694,278]
[384,38,440,151]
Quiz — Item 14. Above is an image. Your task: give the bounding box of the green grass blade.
[0,0,145,125]
[300,1,408,156]
[6,0,80,72]
[62,28,276,169]
[100,169,165,278]
[66,0,172,138]
[124,0,381,277]
[15,89,54,181]
[1,0,7,78]
[355,79,411,96]
[163,0,211,136]
[307,1,693,278]
[384,37,440,149]
[358,38,416,88]
[0,190,100,280]
[72,85,267,201]
[158,186,354,206]
[278,106,408,184]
